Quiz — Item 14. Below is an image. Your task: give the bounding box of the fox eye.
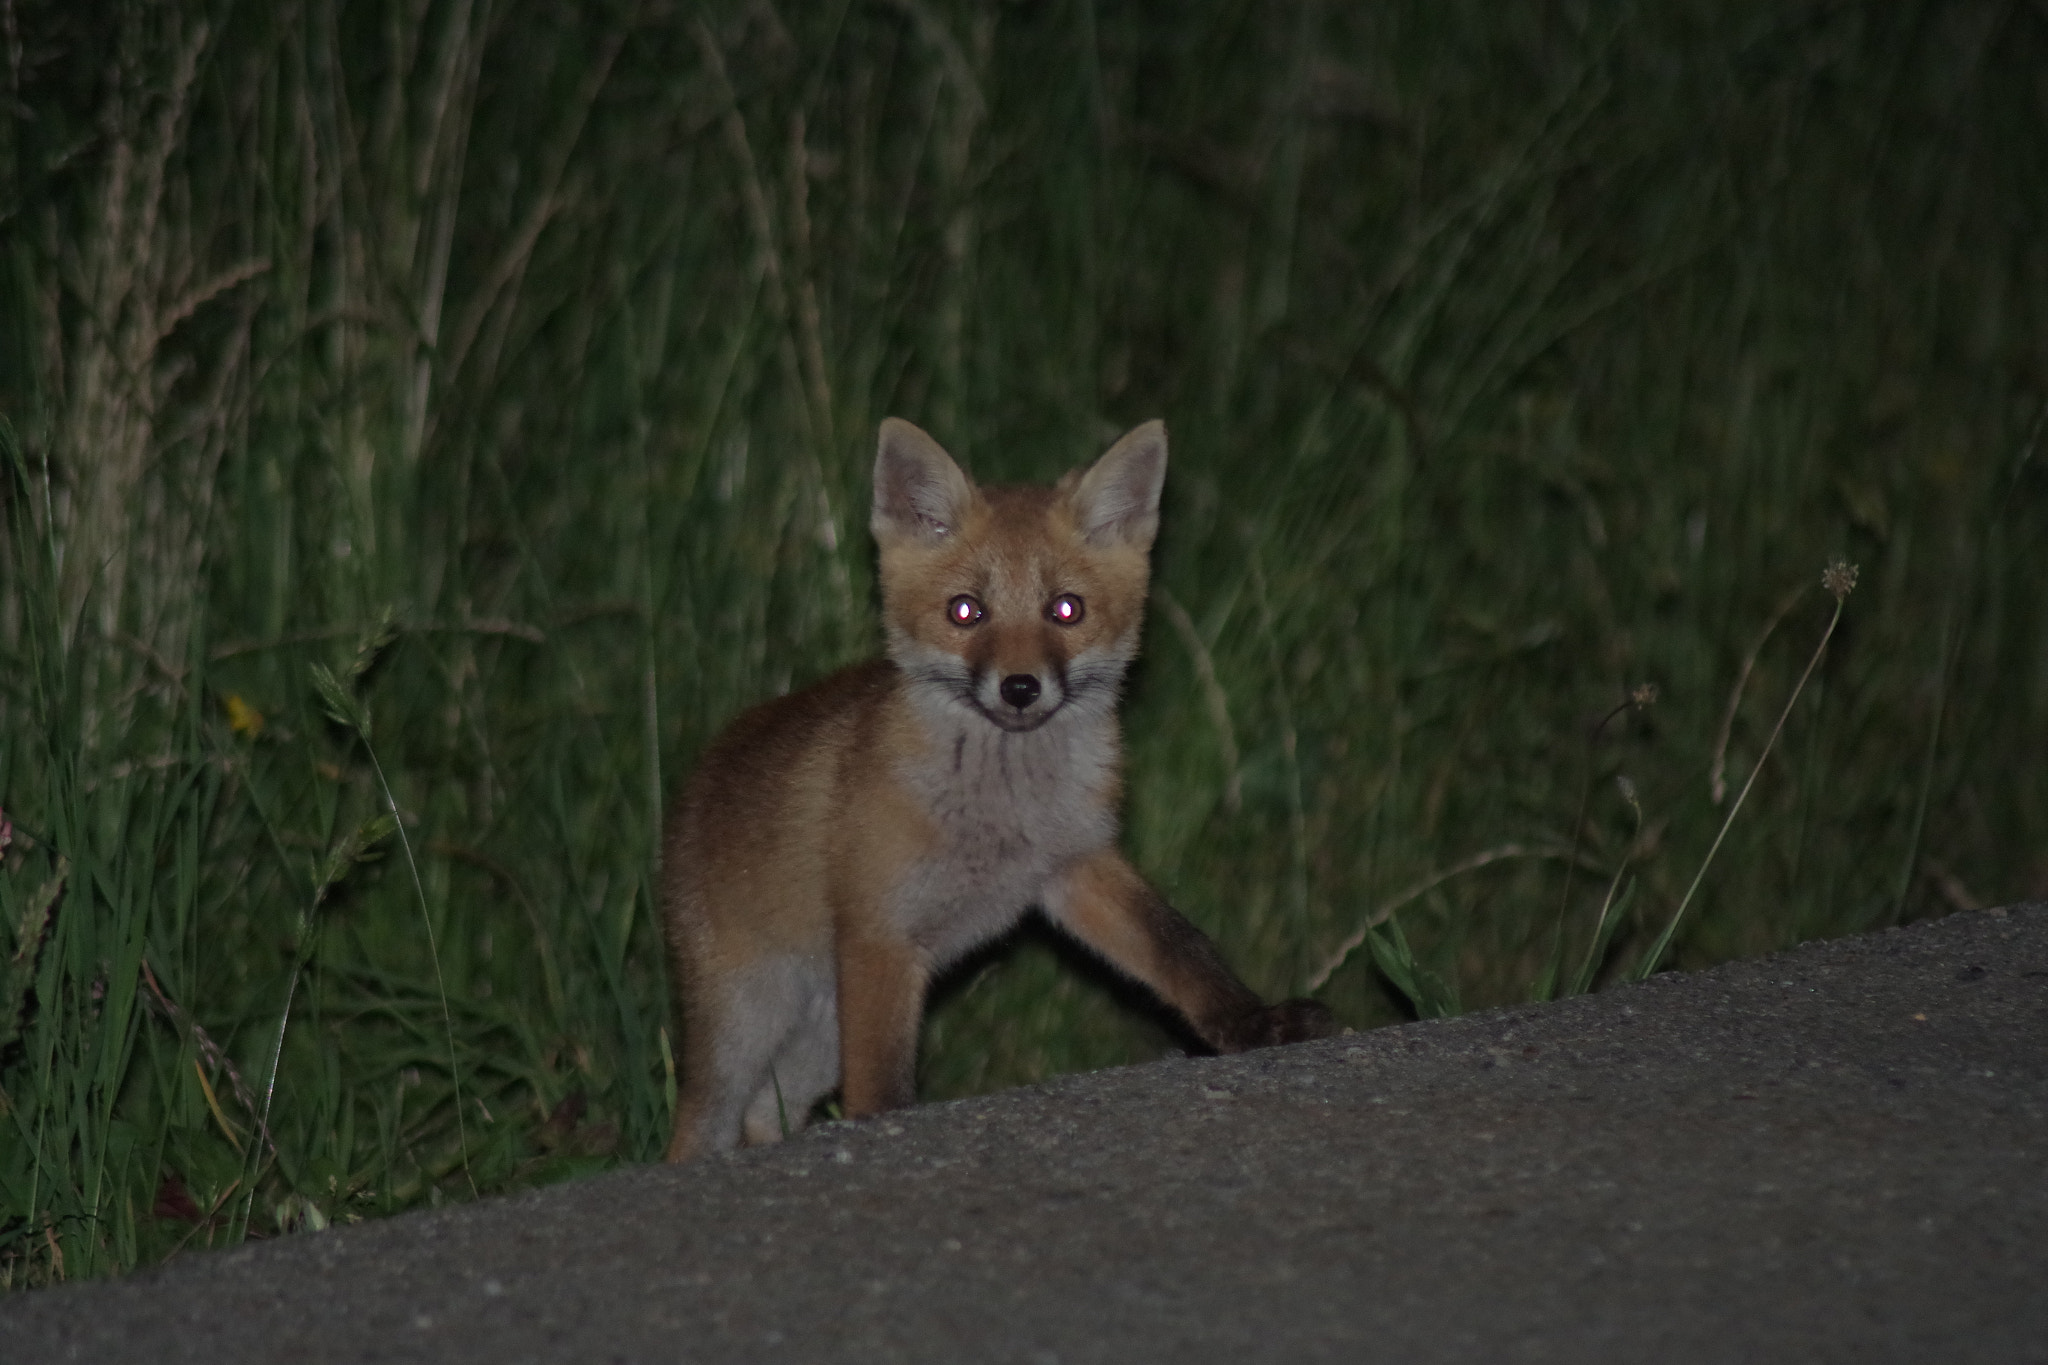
[947,594,985,627]
[1048,593,1085,625]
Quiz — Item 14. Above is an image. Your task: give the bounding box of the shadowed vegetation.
[1,0,2043,1284]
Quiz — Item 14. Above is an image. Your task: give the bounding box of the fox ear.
[873,418,975,542]
[1072,420,1167,549]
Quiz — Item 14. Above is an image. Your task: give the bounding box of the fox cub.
[662,418,1335,1161]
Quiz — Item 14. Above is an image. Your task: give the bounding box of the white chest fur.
[888,704,1119,963]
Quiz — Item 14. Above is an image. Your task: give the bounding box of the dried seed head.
[1823,560,1859,601]
[1631,682,1659,710]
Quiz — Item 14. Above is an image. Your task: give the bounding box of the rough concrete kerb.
[2,903,2044,1365]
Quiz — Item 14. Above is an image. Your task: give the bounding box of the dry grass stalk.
[1636,562,1858,979]
[1709,581,1808,804]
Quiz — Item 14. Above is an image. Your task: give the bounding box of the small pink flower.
[0,806,11,854]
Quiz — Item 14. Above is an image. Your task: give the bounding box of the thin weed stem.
[1156,587,1243,815]
[1890,596,1954,923]
[1710,583,1807,805]
[1634,564,1856,980]
[1546,686,1653,991]
[1553,702,1625,936]
[308,661,475,1199]
[1568,776,1642,996]
[364,744,477,1199]
[1247,542,1313,986]
[241,963,301,1232]
[1538,684,1654,1000]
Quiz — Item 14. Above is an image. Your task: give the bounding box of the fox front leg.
[835,928,929,1117]
[1043,850,1336,1052]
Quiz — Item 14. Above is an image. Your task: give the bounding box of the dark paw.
[1215,998,1339,1051]
[1262,997,1339,1045]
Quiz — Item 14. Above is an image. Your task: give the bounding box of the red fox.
[662,418,1335,1161]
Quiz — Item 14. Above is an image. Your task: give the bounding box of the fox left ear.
[873,418,975,543]
[1072,420,1168,550]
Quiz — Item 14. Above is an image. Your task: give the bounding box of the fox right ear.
[1071,419,1167,550]
[872,418,975,542]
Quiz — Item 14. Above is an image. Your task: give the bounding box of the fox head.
[870,418,1167,733]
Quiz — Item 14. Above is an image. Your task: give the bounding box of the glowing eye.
[1048,593,1085,625]
[947,595,985,627]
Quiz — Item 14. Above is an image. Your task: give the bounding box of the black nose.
[999,674,1042,710]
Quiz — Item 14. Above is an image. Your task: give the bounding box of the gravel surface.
[4,904,2044,1364]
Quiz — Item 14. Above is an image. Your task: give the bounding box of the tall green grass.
[2,0,2043,1285]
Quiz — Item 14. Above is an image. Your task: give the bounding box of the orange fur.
[662,419,1333,1162]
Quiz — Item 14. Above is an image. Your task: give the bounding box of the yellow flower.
[224,693,266,739]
